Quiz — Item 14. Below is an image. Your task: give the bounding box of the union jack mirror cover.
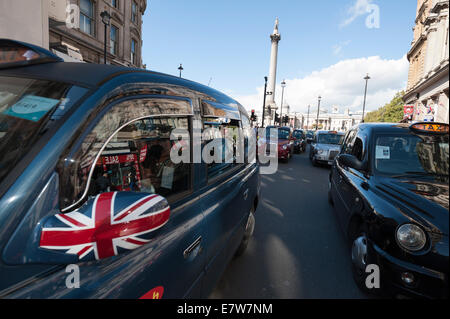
[38,192,170,262]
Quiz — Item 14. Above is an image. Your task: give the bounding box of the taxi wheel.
[350,228,380,295]
[351,230,370,292]
[235,208,255,257]
[328,180,334,206]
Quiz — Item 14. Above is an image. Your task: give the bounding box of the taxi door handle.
[243,188,249,200]
[184,236,202,259]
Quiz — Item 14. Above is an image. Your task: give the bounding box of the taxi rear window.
[0,76,85,184]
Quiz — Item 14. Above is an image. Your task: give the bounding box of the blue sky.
[142,0,417,113]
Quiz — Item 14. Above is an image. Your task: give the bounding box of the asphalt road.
[210,146,371,299]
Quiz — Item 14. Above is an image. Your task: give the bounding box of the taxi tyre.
[350,226,382,297]
[328,179,334,206]
[311,155,318,166]
[234,208,255,257]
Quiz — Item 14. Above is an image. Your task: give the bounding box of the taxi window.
[352,137,364,161]
[240,112,255,164]
[317,133,344,145]
[203,117,243,180]
[342,130,356,154]
[374,134,449,176]
[59,97,192,210]
[0,76,83,185]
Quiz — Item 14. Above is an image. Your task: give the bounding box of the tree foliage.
[364,91,405,123]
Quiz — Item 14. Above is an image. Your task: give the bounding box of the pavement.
[209,146,372,299]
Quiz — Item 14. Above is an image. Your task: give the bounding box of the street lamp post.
[100,11,111,64]
[280,80,286,127]
[178,64,184,78]
[316,96,321,131]
[306,105,310,130]
[362,74,370,123]
[262,76,268,127]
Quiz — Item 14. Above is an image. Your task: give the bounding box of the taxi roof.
[356,122,414,134]
[316,130,345,134]
[0,61,245,113]
[0,61,150,88]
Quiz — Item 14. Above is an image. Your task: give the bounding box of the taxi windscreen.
[374,133,449,177]
[293,130,304,138]
[317,133,343,145]
[0,76,84,184]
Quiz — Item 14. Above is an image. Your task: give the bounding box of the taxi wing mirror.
[337,154,365,171]
[38,192,170,263]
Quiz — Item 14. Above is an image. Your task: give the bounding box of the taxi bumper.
[370,241,448,299]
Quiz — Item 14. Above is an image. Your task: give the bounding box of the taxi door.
[332,130,357,230]
[199,115,250,295]
[1,94,206,299]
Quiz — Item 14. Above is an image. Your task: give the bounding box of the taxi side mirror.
[38,192,170,263]
[337,154,365,171]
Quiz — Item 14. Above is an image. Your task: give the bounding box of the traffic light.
[274,112,280,125]
[251,109,257,122]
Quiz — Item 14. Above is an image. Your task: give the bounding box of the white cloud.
[234,55,409,115]
[340,0,374,28]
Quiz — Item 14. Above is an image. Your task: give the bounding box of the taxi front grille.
[328,151,339,160]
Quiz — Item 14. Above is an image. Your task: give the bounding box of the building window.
[111,0,118,8]
[110,25,118,55]
[131,39,137,65]
[131,1,137,23]
[80,0,94,36]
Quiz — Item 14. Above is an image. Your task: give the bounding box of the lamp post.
[279,79,286,127]
[362,74,370,123]
[100,11,111,64]
[306,105,310,129]
[316,96,321,131]
[178,64,184,78]
[262,76,268,127]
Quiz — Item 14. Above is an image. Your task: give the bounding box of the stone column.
[266,18,281,125]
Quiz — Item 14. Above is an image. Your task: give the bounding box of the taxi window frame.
[59,94,195,213]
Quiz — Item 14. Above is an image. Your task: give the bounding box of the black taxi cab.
[0,39,260,298]
[329,122,449,298]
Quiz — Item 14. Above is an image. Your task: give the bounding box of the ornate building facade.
[0,0,147,68]
[403,0,449,123]
[49,0,147,68]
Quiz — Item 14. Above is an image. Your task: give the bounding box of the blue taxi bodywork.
[0,40,260,298]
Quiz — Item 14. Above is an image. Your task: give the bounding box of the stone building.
[49,0,147,67]
[0,0,147,68]
[403,0,449,123]
[295,108,363,132]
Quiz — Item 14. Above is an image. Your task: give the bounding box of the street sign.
[403,105,414,116]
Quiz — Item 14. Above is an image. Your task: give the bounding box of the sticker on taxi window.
[2,95,60,122]
[376,145,390,159]
[161,166,175,190]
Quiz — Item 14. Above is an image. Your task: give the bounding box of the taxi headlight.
[317,149,324,155]
[282,145,288,150]
[396,224,427,252]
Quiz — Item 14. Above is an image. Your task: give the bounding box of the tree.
[364,91,405,123]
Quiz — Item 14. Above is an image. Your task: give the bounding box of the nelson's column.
[265,18,281,126]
